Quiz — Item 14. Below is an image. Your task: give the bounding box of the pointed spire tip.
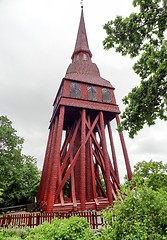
[80,0,83,9]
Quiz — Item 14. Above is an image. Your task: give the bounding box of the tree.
[99,160,167,239]
[103,0,167,138]
[0,116,41,207]
[0,189,3,204]
[100,185,167,239]
[132,160,167,191]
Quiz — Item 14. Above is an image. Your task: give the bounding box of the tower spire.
[71,8,92,59]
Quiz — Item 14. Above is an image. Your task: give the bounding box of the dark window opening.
[87,86,98,101]
[102,88,112,103]
[70,82,81,99]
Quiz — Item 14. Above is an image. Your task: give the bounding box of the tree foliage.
[0,116,41,207]
[132,160,167,191]
[100,184,167,239]
[99,160,167,239]
[103,0,167,138]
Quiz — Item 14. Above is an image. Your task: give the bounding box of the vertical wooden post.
[88,116,97,201]
[43,116,58,202]
[70,151,77,209]
[46,106,65,212]
[38,125,54,202]
[86,116,93,201]
[116,114,132,181]
[80,109,86,210]
[86,138,92,201]
[99,111,113,205]
[36,214,40,226]
[107,122,120,184]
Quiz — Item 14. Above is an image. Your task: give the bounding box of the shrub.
[0,226,31,239]
[100,184,167,240]
[27,216,96,240]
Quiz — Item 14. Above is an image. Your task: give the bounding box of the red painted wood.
[46,106,65,212]
[88,116,97,201]
[54,147,81,201]
[60,97,120,114]
[86,130,93,201]
[70,151,77,208]
[0,211,105,229]
[116,114,132,181]
[107,122,120,184]
[37,7,132,213]
[38,125,53,202]
[60,129,72,163]
[61,119,81,175]
[44,116,59,203]
[99,111,113,205]
[80,109,86,210]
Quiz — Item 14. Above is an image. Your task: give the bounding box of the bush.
[27,216,95,240]
[0,226,31,239]
[0,217,96,239]
[100,184,167,240]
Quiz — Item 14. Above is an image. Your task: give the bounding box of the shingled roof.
[65,8,114,89]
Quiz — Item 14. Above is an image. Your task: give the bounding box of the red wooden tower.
[37,8,132,213]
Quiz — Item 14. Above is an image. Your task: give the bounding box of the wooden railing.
[0,203,35,214]
[0,211,105,229]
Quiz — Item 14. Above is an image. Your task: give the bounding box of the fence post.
[36,213,40,226]
[92,212,95,229]
[28,215,32,227]
[7,215,11,226]
[1,215,5,227]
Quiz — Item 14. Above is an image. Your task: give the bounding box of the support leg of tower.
[116,114,132,181]
[99,111,113,205]
[46,106,65,212]
[80,109,86,210]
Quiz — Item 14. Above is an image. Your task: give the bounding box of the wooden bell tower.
[37,8,132,213]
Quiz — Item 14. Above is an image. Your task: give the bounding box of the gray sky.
[0,0,166,181]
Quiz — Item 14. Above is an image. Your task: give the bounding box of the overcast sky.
[0,0,166,181]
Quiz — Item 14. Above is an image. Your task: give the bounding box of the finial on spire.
[80,0,83,8]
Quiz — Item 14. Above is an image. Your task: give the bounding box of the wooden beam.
[70,151,77,209]
[46,106,65,213]
[116,114,132,181]
[54,113,100,202]
[61,119,81,174]
[99,111,113,205]
[38,125,54,202]
[80,109,86,210]
[107,122,120,184]
[43,116,58,202]
[88,116,97,201]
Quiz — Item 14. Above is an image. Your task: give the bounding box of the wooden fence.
[0,211,105,229]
